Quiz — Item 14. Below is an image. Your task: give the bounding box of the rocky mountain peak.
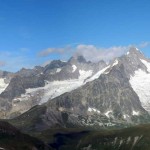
[76,55,87,63]
[43,60,67,74]
[128,46,139,53]
[68,55,87,64]
[127,47,145,59]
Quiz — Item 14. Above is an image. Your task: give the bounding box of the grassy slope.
[0,121,51,150]
[28,124,150,150]
[7,106,150,150]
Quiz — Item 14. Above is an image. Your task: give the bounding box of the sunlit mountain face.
[1,0,150,149]
[0,47,148,150]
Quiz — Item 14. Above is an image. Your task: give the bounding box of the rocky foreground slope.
[0,121,50,150]
[6,123,150,150]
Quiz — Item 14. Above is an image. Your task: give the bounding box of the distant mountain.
[0,55,107,118]
[8,47,150,132]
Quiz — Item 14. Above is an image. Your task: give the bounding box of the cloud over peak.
[38,41,150,63]
[38,46,72,57]
[38,44,131,62]
[74,44,129,62]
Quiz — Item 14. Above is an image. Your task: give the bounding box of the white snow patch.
[136,47,139,51]
[127,137,131,144]
[130,68,150,112]
[119,139,123,147]
[88,107,92,112]
[132,110,140,116]
[72,65,77,72]
[56,68,61,73]
[105,110,112,118]
[88,107,100,113]
[127,51,130,55]
[140,59,150,72]
[86,66,110,83]
[112,59,118,67]
[28,79,85,104]
[14,69,93,104]
[105,122,115,127]
[0,78,8,94]
[58,107,65,112]
[132,136,142,148]
[123,115,127,119]
[79,70,93,80]
[113,137,118,145]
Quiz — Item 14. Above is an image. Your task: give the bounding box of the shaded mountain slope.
[0,120,51,150]
[9,59,150,132]
[0,55,106,119]
[30,124,150,150]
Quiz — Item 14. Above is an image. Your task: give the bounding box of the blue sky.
[0,0,150,71]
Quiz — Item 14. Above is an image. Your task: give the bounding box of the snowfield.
[85,66,110,83]
[13,69,96,104]
[130,59,150,112]
[0,78,8,94]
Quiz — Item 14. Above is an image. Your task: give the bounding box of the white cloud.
[0,61,6,67]
[138,41,150,48]
[0,41,149,72]
[38,46,73,57]
[38,41,150,62]
[74,44,130,62]
[38,44,131,62]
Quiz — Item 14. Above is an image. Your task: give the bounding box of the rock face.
[1,75,45,100]
[0,55,107,118]
[46,63,147,122]
[2,47,150,130]
[9,47,150,131]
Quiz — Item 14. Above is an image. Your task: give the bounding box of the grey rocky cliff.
[117,47,149,77]
[42,63,149,128]
[44,56,106,81]
[1,74,45,100]
[0,55,107,118]
[10,48,150,131]
[2,48,150,129]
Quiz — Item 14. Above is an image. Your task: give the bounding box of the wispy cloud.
[20,48,30,52]
[0,49,37,72]
[38,46,73,57]
[38,44,131,62]
[138,41,150,48]
[38,41,150,62]
[74,44,130,62]
[0,61,6,67]
[0,41,149,72]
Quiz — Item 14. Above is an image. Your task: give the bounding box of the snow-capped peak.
[112,59,119,67]
[127,47,144,57]
[72,65,77,72]
[140,59,150,72]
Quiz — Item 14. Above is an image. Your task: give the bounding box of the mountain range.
[0,47,150,149]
